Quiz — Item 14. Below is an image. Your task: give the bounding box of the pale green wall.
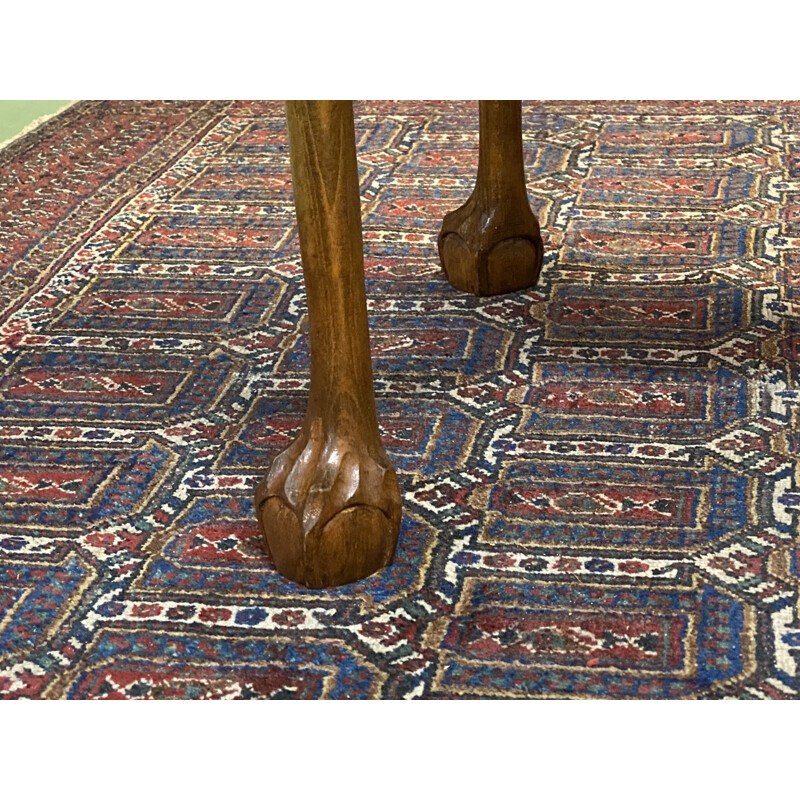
[0,101,72,143]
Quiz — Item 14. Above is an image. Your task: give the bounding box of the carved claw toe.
[255,419,402,588]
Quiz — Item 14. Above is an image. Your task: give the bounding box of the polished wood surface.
[255,101,401,588]
[438,101,543,295]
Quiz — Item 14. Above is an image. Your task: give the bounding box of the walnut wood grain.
[255,101,401,589]
[438,100,543,296]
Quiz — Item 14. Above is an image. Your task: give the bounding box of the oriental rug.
[1,101,798,699]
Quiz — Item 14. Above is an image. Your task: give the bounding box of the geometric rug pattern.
[0,100,798,698]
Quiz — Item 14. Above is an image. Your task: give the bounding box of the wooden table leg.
[255,101,402,589]
[438,100,543,296]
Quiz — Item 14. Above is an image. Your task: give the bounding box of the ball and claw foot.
[438,197,543,297]
[255,418,402,589]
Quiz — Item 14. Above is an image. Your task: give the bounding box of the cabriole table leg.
[255,101,401,589]
[438,100,543,296]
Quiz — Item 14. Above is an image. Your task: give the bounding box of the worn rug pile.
[1,101,798,699]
